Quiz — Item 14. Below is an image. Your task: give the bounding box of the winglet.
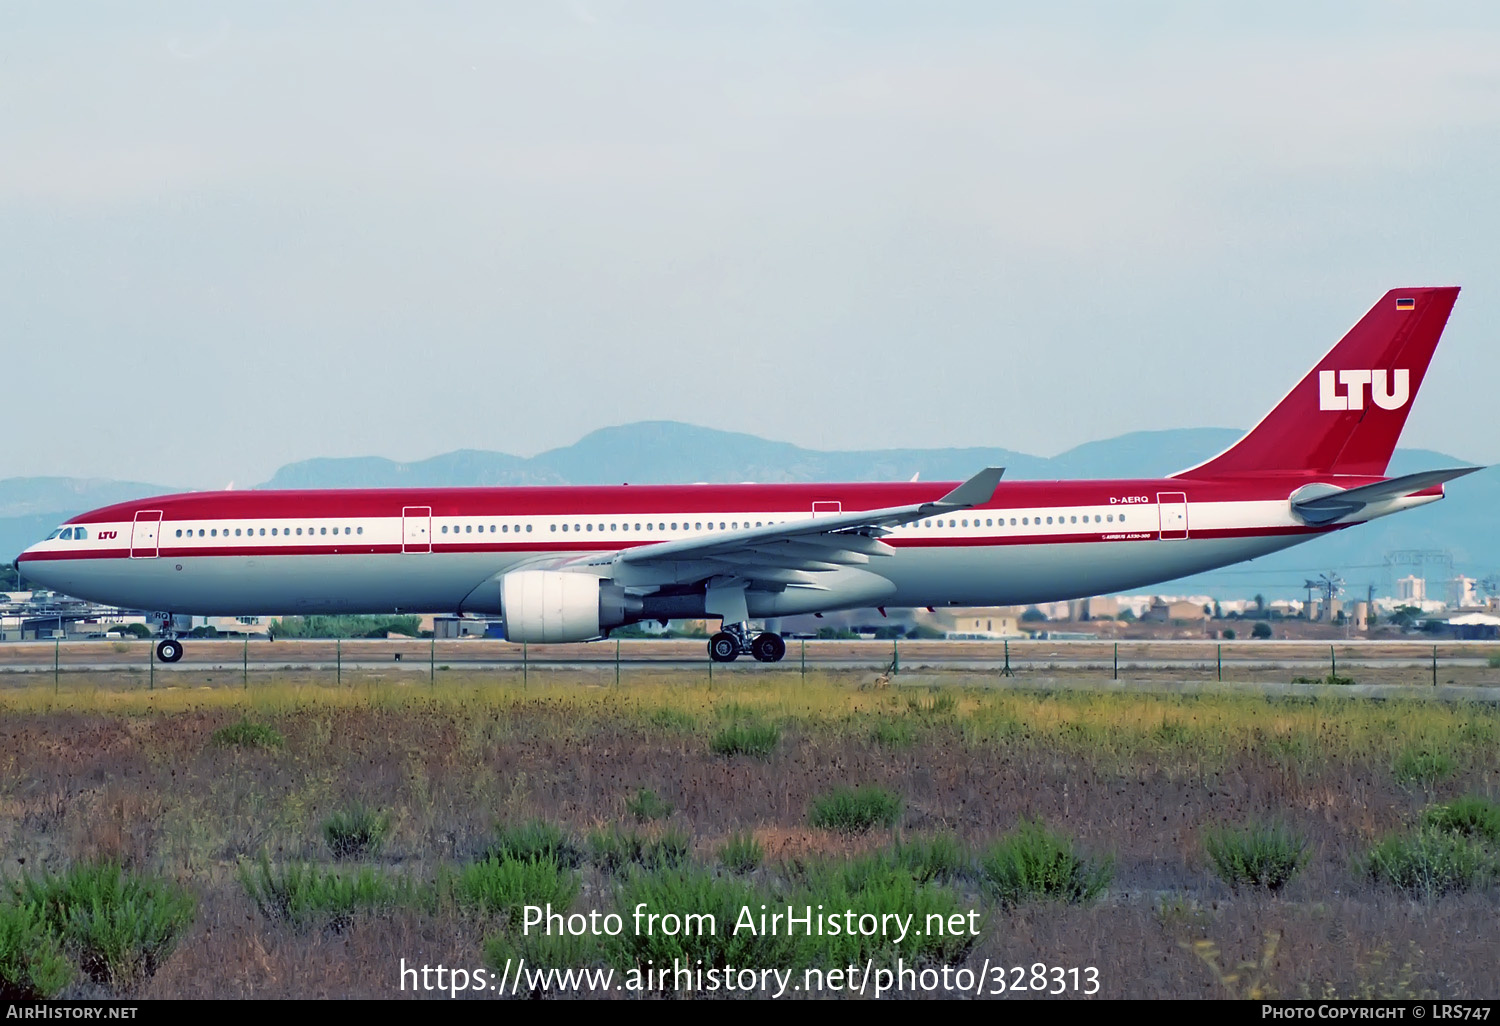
[935,467,1004,508]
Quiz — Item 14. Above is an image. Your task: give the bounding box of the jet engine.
[499,570,641,643]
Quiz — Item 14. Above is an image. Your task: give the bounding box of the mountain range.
[3,421,1492,599]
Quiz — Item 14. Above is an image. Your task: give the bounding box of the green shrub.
[239,854,419,930]
[1364,829,1494,898]
[20,863,195,988]
[1392,747,1457,787]
[645,708,697,731]
[484,820,584,868]
[322,803,391,859]
[809,786,903,834]
[483,930,610,996]
[979,819,1112,906]
[800,858,979,968]
[718,832,764,874]
[709,722,781,759]
[211,719,284,749]
[893,833,971,884]
[625,788,673,823]
[1422,796,1500,842]
[905,689,957,716]
[452,857,580,929]
[871,717,916,748]
[1487,653,1500,669]
[588,826,692,873]
[0,902,72,999]
[610,868,803,989]
[1202,822,1309,891]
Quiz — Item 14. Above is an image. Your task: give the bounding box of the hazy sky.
[4,2,1499,488]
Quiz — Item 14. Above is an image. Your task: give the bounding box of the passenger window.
[719,522,725,530]
[1045,517,1052,525]
[526,524,532,532]
[671,523,678,530]
[271,528,278,536]
[1022,518,1028,525]
[175,529,182,538]
[356,527,362,535]
[1107,514,1113,522]
[463,525,470,534]
[586,524,593,532]
[442,526,448,534]
[235,528,241,536]
[562,524,569,532]
[646,524,653,531]
[1070,516,1076,524]
[986,518,992,526]
[211,529,217,537]
[261,528,267,536]
[961,519,968,527]
[1117,514,1123,523]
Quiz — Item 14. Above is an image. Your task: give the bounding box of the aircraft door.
[1157,492,1188,540]
[402,506,432,553]
[130,511,162,558]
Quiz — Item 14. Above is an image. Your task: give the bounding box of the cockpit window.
[45,530,61,540]
[73,528,88,540]
[59,528,73,540]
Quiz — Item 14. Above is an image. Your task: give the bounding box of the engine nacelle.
[500,570,640,643]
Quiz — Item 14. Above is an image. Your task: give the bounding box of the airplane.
[16,286,1481,665]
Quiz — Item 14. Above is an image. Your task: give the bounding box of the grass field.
[1,670,1497,999]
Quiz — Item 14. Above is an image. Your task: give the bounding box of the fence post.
[800,639,806,682]
[892,639,900,677]
[54,637,59,692]
[523,642,528,689]
[149,639,154,691]
[1113,642,1118,681]
[243,636,249,689]
[1217,643,1222,682]
[1433,645,1438,688]
[1000,639,1014,677]
[1330,645,1336,681]
[336,638,342,686]
[615,638,620,688]
[430,636,435,686]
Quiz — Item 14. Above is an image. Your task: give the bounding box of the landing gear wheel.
[155,639,183,663]
[708,632,739,663]
[751,632,786,663]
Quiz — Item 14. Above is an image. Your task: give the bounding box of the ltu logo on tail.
[1319,369,1409,411]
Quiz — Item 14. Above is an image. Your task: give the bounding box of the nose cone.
[15,543,59,590]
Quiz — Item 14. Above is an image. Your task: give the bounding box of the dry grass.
[0,670,1496,998]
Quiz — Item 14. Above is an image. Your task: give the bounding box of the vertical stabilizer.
[1174,287,1459,479]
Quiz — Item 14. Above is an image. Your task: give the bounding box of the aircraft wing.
[1291,466,1483,525]
[601,467,1004,586]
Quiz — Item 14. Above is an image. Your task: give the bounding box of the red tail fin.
[1174,287,1460,479]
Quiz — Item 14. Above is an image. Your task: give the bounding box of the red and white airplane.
[17,287,1479,664]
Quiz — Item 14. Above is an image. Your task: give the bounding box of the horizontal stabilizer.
[1291,467,1483,524]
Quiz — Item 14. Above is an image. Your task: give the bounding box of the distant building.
[1397,575,1426,603]
[1447,576,1478,609]
[1446,612,1500,640]
[1080,596,1119,620]
[1143,598,1209,622]
[913,607,1023,639]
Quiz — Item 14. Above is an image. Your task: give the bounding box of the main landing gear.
[707,624,787,663]
[155,613,185,662]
